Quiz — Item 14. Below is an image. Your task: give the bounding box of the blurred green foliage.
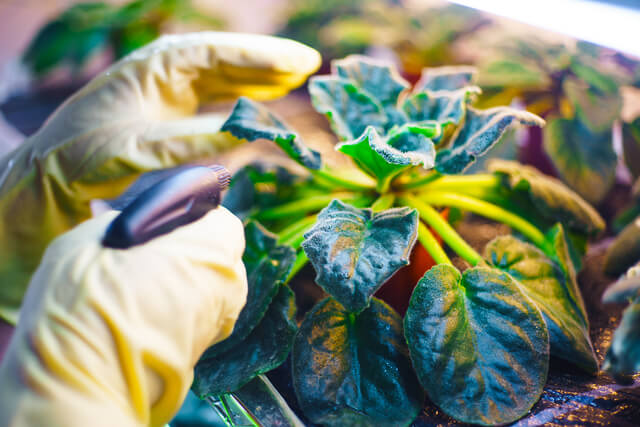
[22,0,223,76]
[279,0,489,73]
[478,39,639,204]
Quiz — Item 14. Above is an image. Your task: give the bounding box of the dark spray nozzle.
[102,165,230,249]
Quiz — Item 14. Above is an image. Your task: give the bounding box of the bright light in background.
[448,0,640,58]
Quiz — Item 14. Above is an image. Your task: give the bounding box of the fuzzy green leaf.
[292,297,424,427]
[221,97,322,170]
[206,221,295,355]
[604,216,640,276]
[485,234,596,373]
[489,159,605,236]
[623,118,640,180]
[302,200,418,313]
[436,107,545,174]
[334,55,409,107]
[414,65,478,91]
[404,264,549,426]
[563,77,622,133]
[193,285,297,397]
[336,125,437,184]
[309,76,387,141]
[402,86,480,127]
[543,117,616,205]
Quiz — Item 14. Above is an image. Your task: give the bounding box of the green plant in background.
[22,0,223,76]
[477,39,636,205]
[278,0,489,72]
[190,56,607,426]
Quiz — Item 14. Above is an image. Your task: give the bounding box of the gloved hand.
[0,31,320,324]
[0,206,247,427]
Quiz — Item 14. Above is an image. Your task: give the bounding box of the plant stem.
[420,191,547,248]
[371,194,396,212]
[285,251,309,284]
[312,167,376,191]
[395,170,441,190]
[422,174,502,192]
[417,222,451,265]
[278,215,318,244]
[401,195,483,266]
[256,192,357,221]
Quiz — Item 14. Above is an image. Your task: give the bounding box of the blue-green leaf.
[405,264,549,426]
[192,285,297,397]
[205,221,295,355]
[336,125,437,184]
[485,233,597,373]
[333,54,410,107]
[293,297,424,427]
[414,65,477,91]
[309,76,387,141]
[302,200,418,313]
[543,116,616,204]
[436,107,545,174]
[221,97,322,170]
[402,86,481,127]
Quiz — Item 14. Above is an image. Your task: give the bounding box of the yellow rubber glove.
[0,206,247,427]
[0,31,320,324]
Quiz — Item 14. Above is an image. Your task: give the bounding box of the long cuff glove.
[0,32,320,324]
[0,206,247,427]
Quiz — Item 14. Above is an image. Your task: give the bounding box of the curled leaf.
[193,285,297,397]
[333,54,409,107]
[405,264,549,426]
[309,75,386,141]
[414,65,477,92]
[302,200,418,313]
[336,125,437,184]
[221,97,322,170]
[489,159,605,236]
[292,297,424,427]
[402,86,481,127]
[436,107,545,174]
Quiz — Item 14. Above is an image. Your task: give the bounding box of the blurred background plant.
[278,0,490,75]
[476,38,640,206]
[21,0,224,78]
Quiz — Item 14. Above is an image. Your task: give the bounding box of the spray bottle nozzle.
[102,165,230,249]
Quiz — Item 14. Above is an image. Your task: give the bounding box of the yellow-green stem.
[371,194,396,212]
[417,222,451,265]
[419,191,546,248]
[401,195,483,266]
